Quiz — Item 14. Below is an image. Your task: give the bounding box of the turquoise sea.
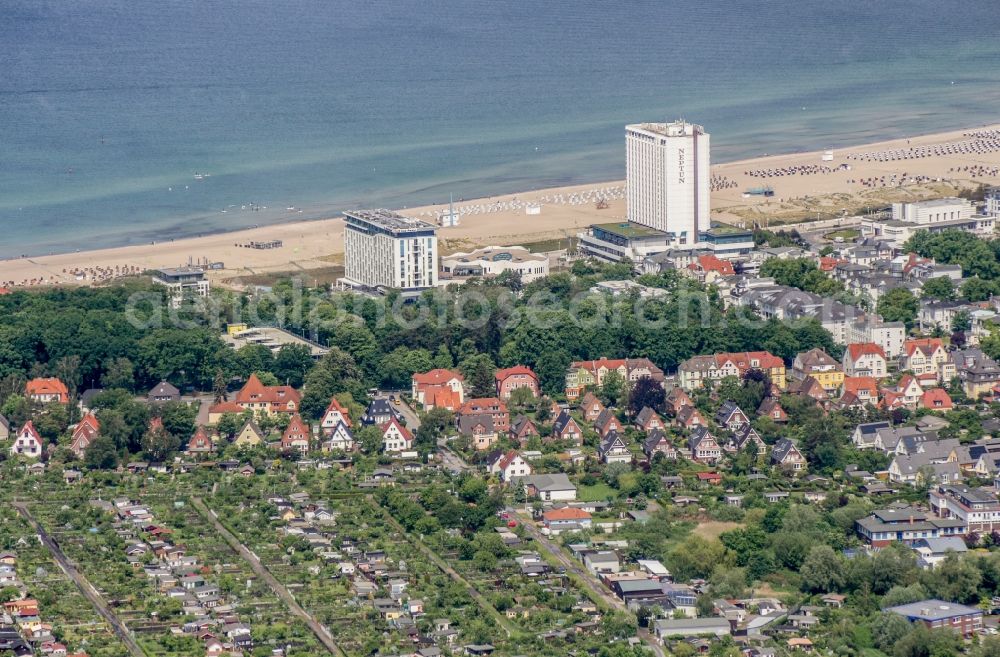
[2,0,1000,257]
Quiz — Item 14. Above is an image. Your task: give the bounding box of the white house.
[10,421,43,459]
[381,417,414,454]
[488,450,532,483]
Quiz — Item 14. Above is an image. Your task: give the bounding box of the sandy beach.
[3,124,1000,290]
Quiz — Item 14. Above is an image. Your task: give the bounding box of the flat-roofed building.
[626,121,710,243]
[892,198,975,224]
[152,266,210,308]
[885,599,982,638]
[855,506,967,547]
[342,209,438,291]
[440,245,548,284]
[929,484,1000,533]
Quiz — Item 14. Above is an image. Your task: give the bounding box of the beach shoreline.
[2,122,999,290]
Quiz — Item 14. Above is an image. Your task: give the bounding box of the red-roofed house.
[921,388,954,411]
[488,450,532,482]
[70,412,100,458]
[900,338,956,384]
[541,508,592,535]
[207,400,243,425]
[187,426,214,454]
[818,256,846,272]
[887,374,924,408]
[564,357,664,401]
[456,398,509,432]
[11,421,43,458]
[494,365,540,400]
[412,369,465,410]
[686,254,735,282]
[843,343,887,379]
[677,351,787,391]
[321,397,352,433]
[280,414,310,454]
[234,374,301,416]
[26,377,69,404]
[381,417,414,454]
[842,376,879,404]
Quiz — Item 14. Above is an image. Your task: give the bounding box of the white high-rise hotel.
[626,121,711,245]
[342,209,438,290]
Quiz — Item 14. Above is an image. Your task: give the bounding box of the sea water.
[2,0,999,256]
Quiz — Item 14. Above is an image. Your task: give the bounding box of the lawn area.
[692,520,743,540]
[577,482,616,502]
[823,228,860,240]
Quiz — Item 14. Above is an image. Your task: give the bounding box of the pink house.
[494,365,540,400]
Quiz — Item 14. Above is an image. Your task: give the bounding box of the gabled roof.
[757,397,786,418]
[904,337,946,358]
[25,377,69,401]
[771,438,803,463]
[148,380,180,397]
[494,365,538,382]
[689,426,717,451]
[381,416,414,442]
[458,413,495,435]
[844,376,878,395]
[282,414,309,444]
[794,347,840,370]
[510,415,538,435]
[644,428,673,452]
[323,397,352,426]
[846,342,886,361]
[234,373,301,407]
[542,508,591,521]
[413,368,464,385]
[635,406,661,426]
[714,400,746,425]
[238,417,265,439]
[594,408,619,430]
[552,410,580,434]
[209,400,243,414]
[922,388,953,410]
[17,420,42,444]
[599,431,628,453]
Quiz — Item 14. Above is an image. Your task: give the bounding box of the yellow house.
[226,323,249,336]
[791,348,843,392]
[234,419,264,447]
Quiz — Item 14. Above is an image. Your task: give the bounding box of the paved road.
[437,437,473,473]
[14,502,146,657]
[191,497,346,657]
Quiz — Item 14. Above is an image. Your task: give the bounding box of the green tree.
[141,423,181,461]
[158,401,197,440]
[83,435,119,470]
[300,348,366,418]
[800,545,844,592]
[459,354,496,398]
[878,288,919,327]
[213,369,227,402]
[101,357,135,390]
[921,276,956,301]
[272,344,314,387]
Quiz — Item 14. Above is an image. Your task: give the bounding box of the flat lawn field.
[577,482,616,501]
[691,520,744,540]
